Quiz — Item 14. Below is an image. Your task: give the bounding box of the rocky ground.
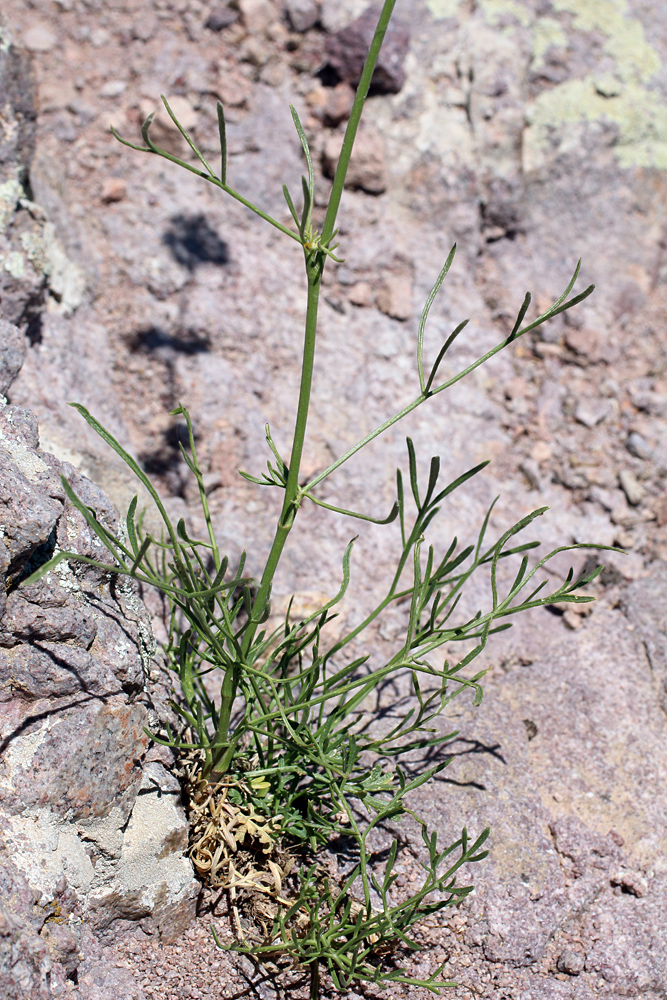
[2,0,667,996]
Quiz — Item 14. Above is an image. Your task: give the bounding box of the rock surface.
[1,0,667,996]
[0,326,196,996]
[324,3,410,94]
[418,569,667,998]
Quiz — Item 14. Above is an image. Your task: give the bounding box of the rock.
[519,457,542,490]
[238,0,276,34]
[347,280,373,306]
[10,0,667,992]
[157,95,197,134]
[0,397,198,986]
[0,413,65,588]
[37,79,77,114]
[99,80,127,99]
[564,326,602,363]
[630,389,667,417]
[536,380,565,434]
[84,763,195,943]
[319,0,370,34]
[464,22,527,236]
[610,869,648,897]
[626,431,653,460]
[588,484,620,512]
[205,3,239,31]
[557,947,585,975]
[422,570,667,993]
[0,322,26,396]
[90,27,110,48]
[620,562,667,714]
[574,398,610,428]
[284,0,319,33]
[324,81,355,126]
[0,38,44,331]
[619,468,644,506]
[375,263,413,321]
[101,178,128,204]
[214,68,251,107]
[322,122,387,193]
[0,899,50,999]
[132,15,158,41]
[529,440,552,463]
[324,4,409,94]
[21,24,57,53]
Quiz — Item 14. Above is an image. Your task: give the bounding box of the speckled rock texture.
[0,323,196,998]
[1,0,667,995]
[419,567,667,998]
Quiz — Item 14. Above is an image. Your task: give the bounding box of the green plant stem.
[309,959,320,1000]
[242,260,323,654]
[321,0,398,245]
[241,1,398,654]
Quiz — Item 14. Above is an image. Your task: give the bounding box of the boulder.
[324,4,409,94]
[0,324,198,995]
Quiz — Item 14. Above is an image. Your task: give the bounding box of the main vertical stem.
[242,254,323,655]
[241,0,398,657]
[309,959,320,1000]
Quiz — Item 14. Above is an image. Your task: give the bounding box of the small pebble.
[610,869,648,897]
[557,948,585,975]
[520,458,541,490]
[619,469,644,506]
[626,431,653,459]
[100,80,127,99]
[574,398,609,428]
[285,0,320,32]
[101,178,127,203]
[206,5,239,31]
[22,24,57,51]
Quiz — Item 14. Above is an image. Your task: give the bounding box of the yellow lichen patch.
[530,17,567,71]
[552,0,659,83]
[525,0,667,170]
[525,77,667,171]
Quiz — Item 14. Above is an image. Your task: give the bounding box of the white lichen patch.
[525,77,667,170]
[42,222,86,316]
[20,229,51,275]
[2,250,25,277]
[76,806,127,859]
[0,175,21,234]
[6,808,96,903]
[0,723,50,787]
[51,552,82,594]
[85,763,195,918]
[0,421,51,482]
